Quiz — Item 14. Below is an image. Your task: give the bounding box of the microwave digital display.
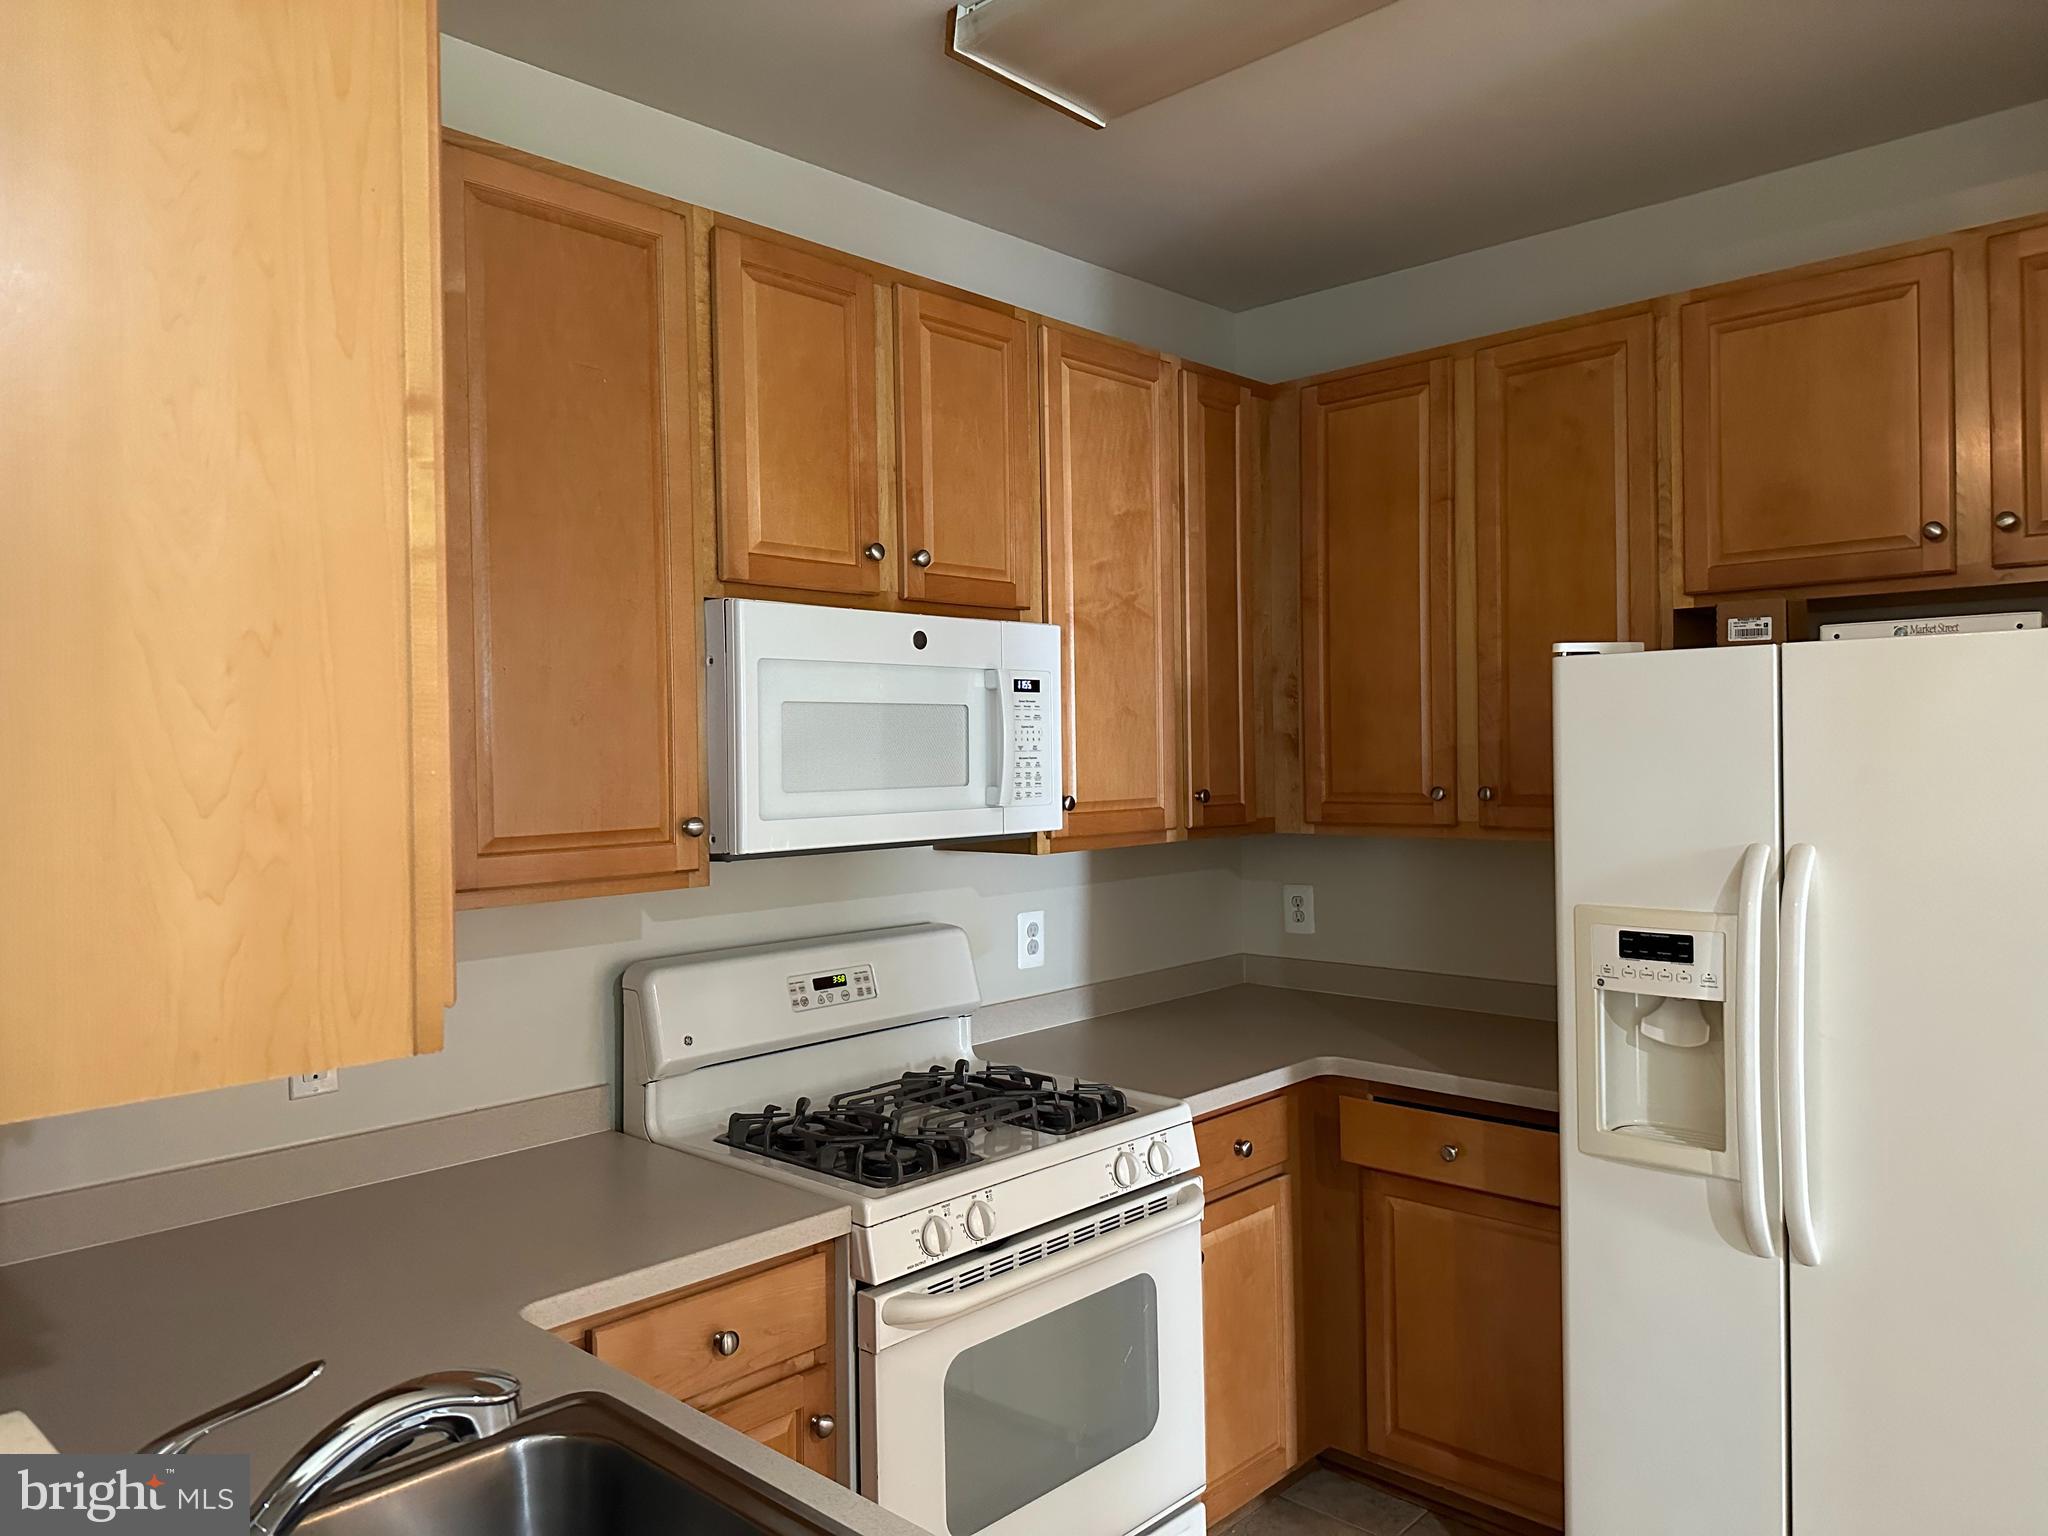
[1012,678,1041,692]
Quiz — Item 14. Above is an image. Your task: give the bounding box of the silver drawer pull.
[710,1329,741,1357]
[1439,1143,1462,1163]
[1233,1138,1254,1158]
[809,1414,836,1440]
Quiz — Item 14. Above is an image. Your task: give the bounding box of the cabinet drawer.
[1196,1095,1291,1197]
[1340,1097,1558,1207]
[588,1249,830,1404]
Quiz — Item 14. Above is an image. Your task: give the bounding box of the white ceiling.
[441,0,2048,311]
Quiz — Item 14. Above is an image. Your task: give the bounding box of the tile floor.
[1216,1468,1497,1536]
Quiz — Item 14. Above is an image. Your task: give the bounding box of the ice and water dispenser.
[1573,905,1741,1179]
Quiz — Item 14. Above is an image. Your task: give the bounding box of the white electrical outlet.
[288,1068,339,1101]
[1282,885,1316,935]
[1017,910,1047,969]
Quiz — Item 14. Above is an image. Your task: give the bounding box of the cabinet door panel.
[707,1364,841,1483]
[715,230,882,593]
[443,146,702,893]
[897,286,1037,609]
[1475,315,1655,830]
[1203,1175,1297,1521]
[1990,220,2048,568]
[1302,360,1456,827]
[1042,326,1182,844]
[1681,251,1954,593]
[1,0,448,1120]
[1183,371,1261,831]
[1364,1173,1563,1528]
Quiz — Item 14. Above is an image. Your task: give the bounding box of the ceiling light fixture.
[945,0,1403,130]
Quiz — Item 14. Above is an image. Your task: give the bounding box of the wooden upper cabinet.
[1041,325,1183,845]
[1474,315,1656,831]
[714,229,884,593]
[1681,250,1956,593]
[896,286,1038,609]
[1182,370,1263,832]
[443,145,704,896]
[0,0,449,1122]
[1301,360,1456,828]
[1990,220,2048,569]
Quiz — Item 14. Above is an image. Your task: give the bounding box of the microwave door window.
[757,659,994,820]
[942,1274,1161,1535]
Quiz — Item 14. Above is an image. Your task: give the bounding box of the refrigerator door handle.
[1734,840,1779,1261]
[1780,842,1821,1267]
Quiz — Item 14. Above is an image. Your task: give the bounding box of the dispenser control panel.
[1591,925,1725,1000]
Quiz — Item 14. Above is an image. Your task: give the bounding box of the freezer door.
[1782,628,2048,1531]
[1552,644,1787,1536]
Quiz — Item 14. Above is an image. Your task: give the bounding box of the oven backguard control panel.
[786,963,877,1012]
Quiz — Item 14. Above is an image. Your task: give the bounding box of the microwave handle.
[988,671,1013,809]
[876,1181,1204,1332]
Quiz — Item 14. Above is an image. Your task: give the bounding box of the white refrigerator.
[1552,628,2048,1535]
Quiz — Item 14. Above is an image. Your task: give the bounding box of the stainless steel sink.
[294,1395,846,1536]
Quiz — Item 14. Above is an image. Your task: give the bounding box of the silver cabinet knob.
[809,1414,836,1440]
[1440,1143,1461,1163]
[1194,788,1211,804]
[1232,1138,1254,1158]
[1061,794,1076,812]
[1921,520,1948,542]
[1996,510,2023,532]
[1477,786,1495,803]
[681,817,707,838]
[863,542,886,561]
[710,1329,740,1357]
[1429,786,1446,802]
[911,548,933,567]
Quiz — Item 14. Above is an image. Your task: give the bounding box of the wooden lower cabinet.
[568,1246,845,1485]
[1362,1173,1563,1527]
[705,1363,839,1478]
[1201,1172,1297,1522]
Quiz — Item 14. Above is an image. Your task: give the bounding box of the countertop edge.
[519,1206,853,1331]
[1182,1056,1560,1119]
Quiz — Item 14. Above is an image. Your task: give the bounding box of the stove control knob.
[1146,1139,1172,1178]
[919,1215,951,1258]
[1112,1149,1139,1189]
[964,1200,995,1242]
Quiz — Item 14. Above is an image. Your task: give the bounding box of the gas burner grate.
[716,1060,1136,1189]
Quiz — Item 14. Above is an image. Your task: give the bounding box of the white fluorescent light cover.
[947,0,1402,128]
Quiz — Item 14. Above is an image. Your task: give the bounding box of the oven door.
[858,1178,1206,1536]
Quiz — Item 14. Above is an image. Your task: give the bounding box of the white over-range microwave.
[704,598,1064,856]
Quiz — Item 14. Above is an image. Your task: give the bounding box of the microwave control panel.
[1005,674,1053,806]
[786,963,877,1012]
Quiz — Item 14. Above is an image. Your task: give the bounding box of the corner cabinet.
[1,0,450,1122]
[1473,314,1656,830]
[896,285,1039,610]
[442,142,707,903]
[1040,324,1184,847]
[1301,359,1457,829]
[1182,368,1269,833]
[1680,251,1956,593]
[713,229,886,594]
[1990,219,2048,569]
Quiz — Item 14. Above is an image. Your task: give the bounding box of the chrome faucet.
[142,1363,521,1536]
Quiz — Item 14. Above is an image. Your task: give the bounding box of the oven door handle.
[876,1181,1205,1333]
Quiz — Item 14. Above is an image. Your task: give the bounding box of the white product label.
[1725,615,1773,643]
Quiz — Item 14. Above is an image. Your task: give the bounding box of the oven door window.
[942,1274,1161,1536]
[757,658,994,820]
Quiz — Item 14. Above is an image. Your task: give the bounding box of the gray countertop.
[0,981,1555,1536]
[994,983,1559,1115]
[0,1134,919,1536]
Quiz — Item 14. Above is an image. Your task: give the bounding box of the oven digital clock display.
[786,964,877,1011]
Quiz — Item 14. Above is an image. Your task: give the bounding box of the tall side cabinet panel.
[1182,368,1265,832]
[442,144,705,898]
[0,0,451,1121]
[1989,219,2048,568]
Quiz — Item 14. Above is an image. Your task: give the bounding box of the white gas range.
[621,924,1207,1536]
